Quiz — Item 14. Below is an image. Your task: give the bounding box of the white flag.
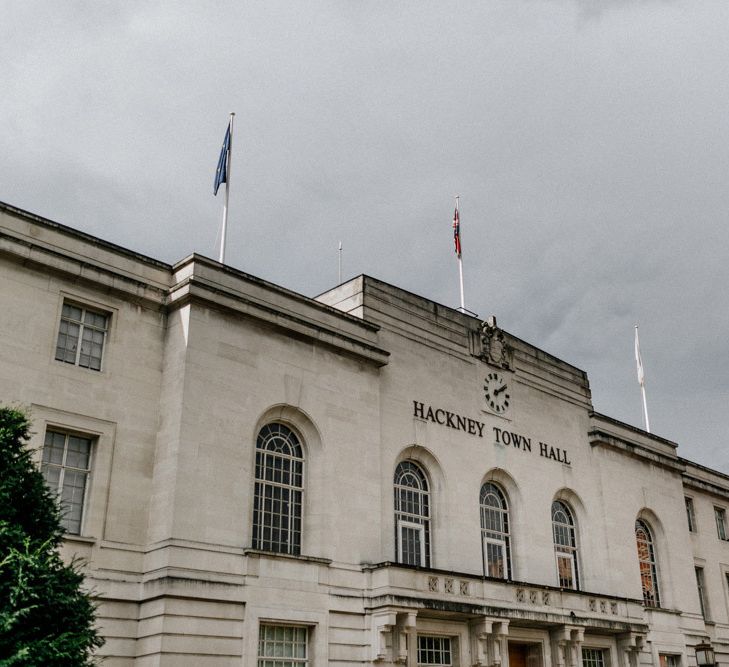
[634,326,645,387]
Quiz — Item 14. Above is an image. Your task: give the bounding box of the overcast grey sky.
[2,1,728,470]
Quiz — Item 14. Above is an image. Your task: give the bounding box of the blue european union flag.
[214,124,231,195]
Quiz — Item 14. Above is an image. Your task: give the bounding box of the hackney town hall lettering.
[412,400,571,466]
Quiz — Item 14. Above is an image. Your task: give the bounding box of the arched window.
[552,500,579,589]
[636,519,660,607]
[480,482,511,579]
[394,461,431,567]
[252,423,304,555]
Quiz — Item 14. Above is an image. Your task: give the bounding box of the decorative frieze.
[424,575,471,597]
[588,597,620,615]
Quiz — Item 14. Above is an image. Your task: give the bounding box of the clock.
[484,372,510,414]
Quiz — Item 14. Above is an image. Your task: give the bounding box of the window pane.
[660,656,681,667]
[401,525,423,566]
[715,508,727,540]
[685,497,695,532]
[557,554,574,588]
[553,502,578,588]
[258,624,307,666]
[65,435,91,469]
[55,319,80,363]
[486,540,506,578]
[62,304,83,321]
[395,461,431,567]
[417,636,452,666]
[41,463,61,491]
[43,431,67,464]
[582,649,606,667]
[41,431,92,534]
[56,303,108,370]
[636,520,660,607]
[252,424,304,555]
[695,567,708,619]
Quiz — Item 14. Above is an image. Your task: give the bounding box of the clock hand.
[494,385,508,395]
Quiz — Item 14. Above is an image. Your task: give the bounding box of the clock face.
[484,372,510,414]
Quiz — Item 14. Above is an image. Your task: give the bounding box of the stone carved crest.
[476,316,513,369]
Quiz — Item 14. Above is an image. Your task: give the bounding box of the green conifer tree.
[0,407,103,666]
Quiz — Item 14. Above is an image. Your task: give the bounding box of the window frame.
[483,536,508,580]
[695,566,709,620]
[257,623,308,667]
[635,519,660,608]
[715,507,727,541]
[480,481,511,580]
[251,422,305,556]
[54,300,110,372]
[659,655,681,667]
[394,460,431,567]
[582,647,607,667]
[397,519,427,566]
[40,428,94,535]
[685,497,696,533]
[551,500,579,590]
[417,635,454,667]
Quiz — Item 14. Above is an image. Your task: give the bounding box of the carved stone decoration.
[617,632,646,667]
[371,611,397,663]
[476,316,513,370]
[470,617,509,667]
[551,626,584,667]
[396,612,417,665]
[370,609,418,664]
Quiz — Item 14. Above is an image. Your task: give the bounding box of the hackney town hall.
[0,200,728,667]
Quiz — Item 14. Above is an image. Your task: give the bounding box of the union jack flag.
[452,205,461,258]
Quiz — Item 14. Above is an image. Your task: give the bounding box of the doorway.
[509,642,542,667]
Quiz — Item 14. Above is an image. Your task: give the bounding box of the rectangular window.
[484,537,507,579]
[685,497,696,533]
[582,648,606,667]
[41,430,92,535]
[258,624,308,666]
[660,655,681,667]
[417,636,452,666]
[55,302,109,371]
[556,551,576,589]
[715,507,727,540]
[695,566,709,620]
[398,520,426,566]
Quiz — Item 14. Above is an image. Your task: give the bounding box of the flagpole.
[338,241,342,284]
[219,112,234,264]
[456,196,465,312]
[635,324,651,432]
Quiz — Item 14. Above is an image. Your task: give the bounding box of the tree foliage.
[0,407,103,666]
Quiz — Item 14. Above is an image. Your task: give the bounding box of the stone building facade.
[1,200,728,666]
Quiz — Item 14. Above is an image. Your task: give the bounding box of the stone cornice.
[588,427,685,473]
[0,227,169,308]
[168,264,390,368]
